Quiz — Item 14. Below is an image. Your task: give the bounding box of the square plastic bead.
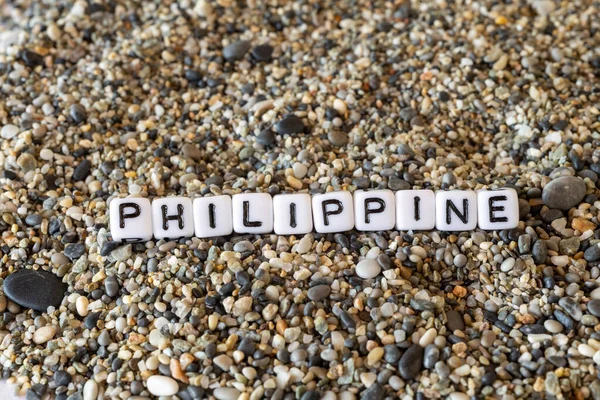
[395,190,436,230]
[193,195,233,238]
[109,198,153,242]
[435,190,478,231]
[312,191,354,233]
[232,193,273,234]
[477,188,519,230]
[152,197,194,239]
[354,190,396,231]
[273,193,313,235]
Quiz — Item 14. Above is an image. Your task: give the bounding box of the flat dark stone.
[251,44,273,61]
[222,40,251,62]
[398,343,424,380]
[274,115,306,135]
[3,269,67,311]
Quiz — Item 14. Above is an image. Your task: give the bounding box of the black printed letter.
[489,196,508,223]
[322,199,343,226]
[243,201,262,227]
[289,203,297,228]
[208,203,216,229]
[446,199,469,225]
[364,198,386,223]
[119,203,141,228]
[161,204,185,230]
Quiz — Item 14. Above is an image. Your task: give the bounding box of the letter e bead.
[477,188,519,230]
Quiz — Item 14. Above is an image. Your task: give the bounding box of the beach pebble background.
[1,0,600,399]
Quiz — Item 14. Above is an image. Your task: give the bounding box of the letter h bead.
[152,197,194,239]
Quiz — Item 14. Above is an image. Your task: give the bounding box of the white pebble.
[355,259,381,279]
[146,375,178,396]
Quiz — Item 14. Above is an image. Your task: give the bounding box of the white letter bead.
[435,191,478,231]
[354,190,396,231]
[151,197,194,239]
[396,190,436,230]
[193,195,233,238]
[312,191,354,233]
[273,193,313,235]
[477,188,519,230]
[109,198,153,242]
[232,193,273,234]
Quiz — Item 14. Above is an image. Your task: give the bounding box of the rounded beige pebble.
[83,379,98,400]
[33,326,56,344]
[355,259,381,279]
[147,375,178,396]
[449,393,469,400]
[214,387,241,400]
[76,296,89,317]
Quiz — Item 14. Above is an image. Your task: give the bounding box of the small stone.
[64,243,86,260]
[307,285,331,302]
[572,217,596,232]
[274,115,306,135]
[542,176,586,210]
[1,124,19,139]
[53,370,72,386]
[213,354,233,371]
[72,159,92,181]
[76,296,89,317]
[33,326,56,344]
[446,310,465,331]
[223,40,251,61]
[213,387,241,400]
[3,269,67,311]
[328,131,349,146]
[83,380,98,400]
[147,375,179,397]
[360,383,384,400]
[104,276,119,297]
[256,129,276,146]
[398,344,424,380]
[69,103,87,123]
[587,299,600,317]
[251,44,273,61]
[355,259,381,279]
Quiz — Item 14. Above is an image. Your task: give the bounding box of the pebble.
[3,269,67,311]
[146,375,179,396]
[355,259,381,279]
[214,387,242,400]
[274,115,306,135]
[33,326,56,344]
[542,176,586,210]
[307,285,331,301]
[223,40,251,61]
[251,44,274,61]
[69,103,87,123]
[398,344,424,380]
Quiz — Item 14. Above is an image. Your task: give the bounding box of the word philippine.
[109,188,519,242]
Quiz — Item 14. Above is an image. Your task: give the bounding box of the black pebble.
[20,50,45,67]
[64,243,86,260]
[274,115,306,135]
[53,370,72,387]
[72,159,91,181]
[256,129,276,146]
[3,269,67,311]
[251,44,274,61]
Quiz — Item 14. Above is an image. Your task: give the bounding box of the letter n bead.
[152,197,195,239]
[477,188,519,230]
[312,191,354,233]
[109,198,153,242]
[435,190,478,231]
[354,190,396,231]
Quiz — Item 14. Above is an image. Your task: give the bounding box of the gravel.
[1,0,600,399]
